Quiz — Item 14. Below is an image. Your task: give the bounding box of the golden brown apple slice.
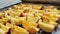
[27,16,40,23]
[41,16,58,26]
[22,20,39,33]
[38,22,55,32]
[10,17,26,25]
[0,23,10,32]
[11,26,29,34]
[27,26,39,34]
[6,23,29,34]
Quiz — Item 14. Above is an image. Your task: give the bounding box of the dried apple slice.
[11,26,29,34]
[27,16,40,23]
[0,23,10,32]
[41,16,58,26]
[32,5,42,10]
[38,22,55,32]
[6,23,29,34]
[22,20,39,33]
[27,26,39,34]
[10,17,26,25]
[6,23,13,28]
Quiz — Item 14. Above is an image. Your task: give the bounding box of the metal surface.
[22,0,60,4]
[0,0,21,9]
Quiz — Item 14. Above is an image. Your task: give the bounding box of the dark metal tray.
[22,0,60,4]
[0,2,60,34]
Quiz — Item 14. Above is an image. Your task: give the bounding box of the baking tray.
[0,2,60,34]
[22,0,60,4]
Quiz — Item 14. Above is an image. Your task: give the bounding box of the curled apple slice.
[6,23,29,34]
[0,23,10,32]
[22,20,39,33]
[11,26,29,34]
[39,22,55,32]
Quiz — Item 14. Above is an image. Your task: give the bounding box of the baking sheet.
[0,2,60,34]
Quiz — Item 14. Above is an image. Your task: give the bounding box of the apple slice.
[22,20,39,33]
[39,22,55,32]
